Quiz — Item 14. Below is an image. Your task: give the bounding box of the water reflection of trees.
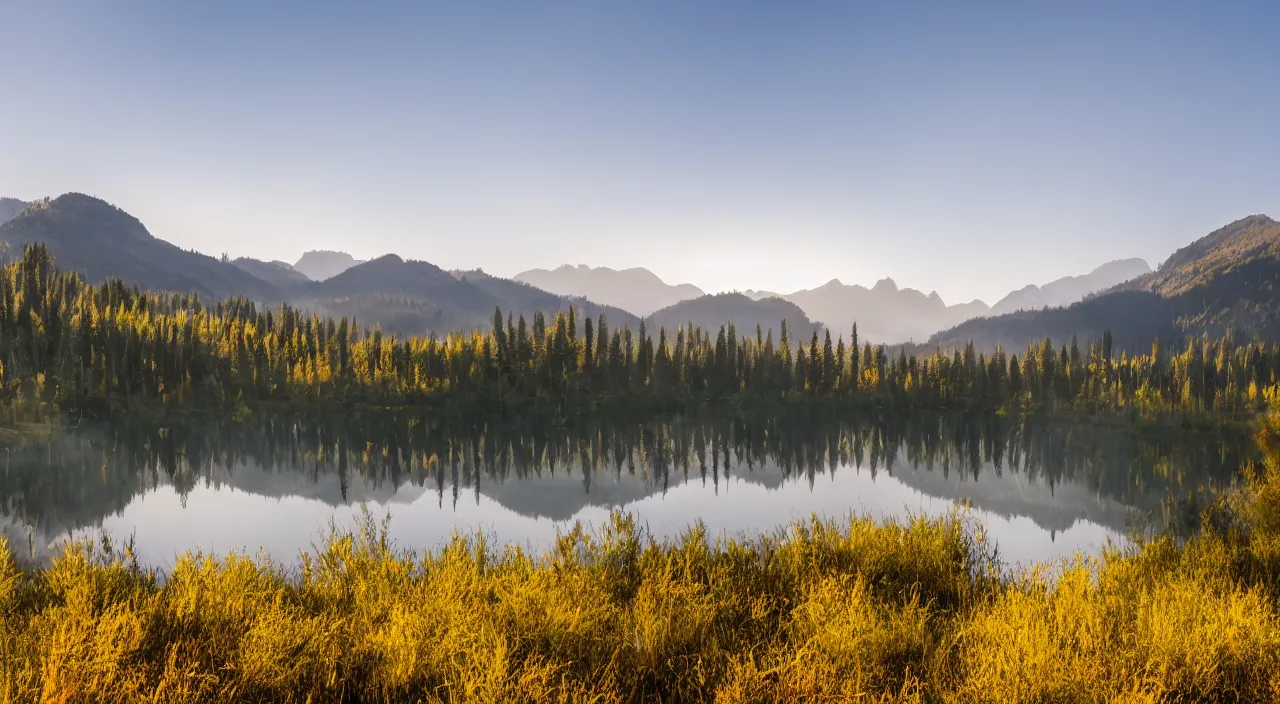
[1,410,1253,537]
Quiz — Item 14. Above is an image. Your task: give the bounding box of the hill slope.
[232,258,311,292]
[929,215,1280,352]
[296,259,644,336]
[647,293,823,341]
[0,198,28,225]
[0,194,279,301]
[514,265,704,317]
[454,270,641,330]
[1124,215,1279,298]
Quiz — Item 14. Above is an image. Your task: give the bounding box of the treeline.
[1,244,1278,419]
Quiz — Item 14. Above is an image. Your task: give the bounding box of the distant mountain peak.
[513,263,705,316]
[293,250,365,281]
[872,277,898,292]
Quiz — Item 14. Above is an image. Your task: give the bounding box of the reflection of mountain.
[479,471,663,521]
[0,512,57,562]
[477,460,789,521]
[0,413,1246,557]
[884,452,1137,535]
[204,462,428,506]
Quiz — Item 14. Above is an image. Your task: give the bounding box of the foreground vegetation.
[2,245,1279,423]
[3,420,1280,703]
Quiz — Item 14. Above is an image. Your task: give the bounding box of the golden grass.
[4,470,1280,703]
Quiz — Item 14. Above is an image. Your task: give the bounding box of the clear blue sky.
[1,1,1277,304]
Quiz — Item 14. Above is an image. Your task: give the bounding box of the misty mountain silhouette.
[294,250,365,281]
[929,215,1280,351]
[990,258,1151,315]
[514,264,704,317]
[775,278,986,344]
[0,194,280,301]
[744,262,1150,344]
[0,198,28,226]
[646,293,823,340]
[232,257,311,291]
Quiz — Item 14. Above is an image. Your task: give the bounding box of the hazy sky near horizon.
[2,1,1278,304]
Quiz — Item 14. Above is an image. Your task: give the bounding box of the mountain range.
[514,264,705,316]
[2,192,1277,353]
[519,259,1149,344]
[744,278,991,344]
[0,194,768,337]
[928,214,1280,352]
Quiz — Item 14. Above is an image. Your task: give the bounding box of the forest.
[0,245,1276,424]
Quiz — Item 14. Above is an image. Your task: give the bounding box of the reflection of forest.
[0,411,1251,545]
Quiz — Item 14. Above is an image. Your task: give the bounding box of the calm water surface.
[1,412,1251,570]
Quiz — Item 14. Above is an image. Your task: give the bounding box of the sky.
[1,1,1278,305]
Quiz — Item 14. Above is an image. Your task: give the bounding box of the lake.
[0,410,1252,570]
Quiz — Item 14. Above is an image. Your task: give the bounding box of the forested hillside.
[931,215,1280,352]
[0,194,280,302]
